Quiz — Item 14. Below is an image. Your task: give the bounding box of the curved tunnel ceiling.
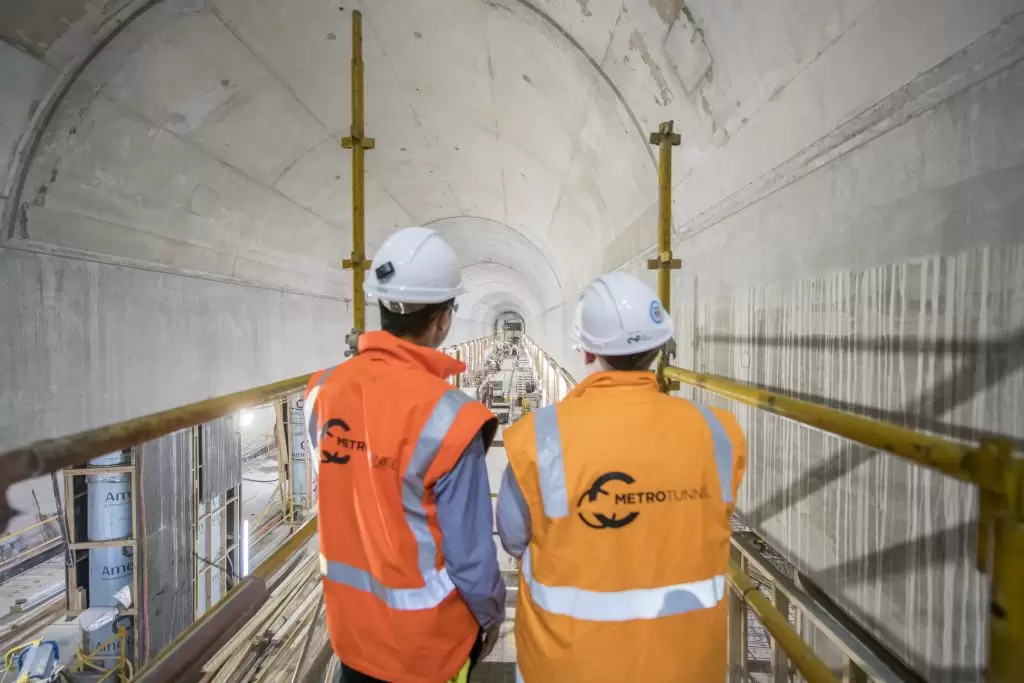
[8,0,1000,327]
[11,0,669,323]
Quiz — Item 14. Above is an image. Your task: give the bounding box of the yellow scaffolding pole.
[341,9,375,355]
[647,121,681,393]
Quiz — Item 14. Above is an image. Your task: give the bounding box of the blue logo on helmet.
[649,300,663,324]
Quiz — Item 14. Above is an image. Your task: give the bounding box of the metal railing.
[524,335,1020,683]
[521,337,839,683]
[0,333,1016,682]
[659,364,1020,683]
[0,515,62,578]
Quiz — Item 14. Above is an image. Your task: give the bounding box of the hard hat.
[571,272,673,355]
[363,226,464,310]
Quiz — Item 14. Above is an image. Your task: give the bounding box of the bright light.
[241,520,250,576]
[239,410,254,428]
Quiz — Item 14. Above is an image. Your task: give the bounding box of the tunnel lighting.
[239,410,254,427]
[241,519,250,576]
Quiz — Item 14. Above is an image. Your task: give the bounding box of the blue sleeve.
[496,465,531,559]
[434,433,506,629]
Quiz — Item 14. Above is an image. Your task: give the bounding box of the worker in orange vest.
[496,272,747,682]
[306,226,506,683]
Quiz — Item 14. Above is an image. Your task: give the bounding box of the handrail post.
[647,121,681,393]
[341,9,375,357]
[984,437,1022,683]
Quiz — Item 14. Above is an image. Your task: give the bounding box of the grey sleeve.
[434,433,507,629]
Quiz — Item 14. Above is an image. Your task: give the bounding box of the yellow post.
[986,438,1023,683]
[341,10,375,355]
[647,121,681,393]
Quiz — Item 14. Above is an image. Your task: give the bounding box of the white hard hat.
[572,272,673,355]
[363,226,464,310]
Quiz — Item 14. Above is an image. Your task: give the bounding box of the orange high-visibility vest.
[308,332,497,683]
[503,371,747,683]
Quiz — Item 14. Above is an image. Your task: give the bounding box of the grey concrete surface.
[2,0,1023,679]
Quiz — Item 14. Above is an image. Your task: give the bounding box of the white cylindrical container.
[86,452,132,658]
[289,395,309,512]
[87,452,131,542]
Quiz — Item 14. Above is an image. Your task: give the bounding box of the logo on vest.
[320,418,366,465]
[576,472,640,530]
[576,471,711,529]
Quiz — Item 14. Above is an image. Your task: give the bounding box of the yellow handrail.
[662,365,1007,491]
[662,363,1020,683]
[521,335,837,680]
[0,515,57,546]
[0,374,314,512]
[728,563,839,683]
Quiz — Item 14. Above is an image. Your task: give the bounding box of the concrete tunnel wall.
[1,0,1023,679]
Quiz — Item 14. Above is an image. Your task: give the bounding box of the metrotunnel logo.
[319,418,366,465]
[576,471,711,530]
[577,472,640,530]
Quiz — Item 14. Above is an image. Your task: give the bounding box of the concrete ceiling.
[7,0,1012,326]
[10,0,677,323]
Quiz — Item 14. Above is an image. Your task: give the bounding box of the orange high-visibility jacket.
[503,370,747,682]
[307,331,497,683]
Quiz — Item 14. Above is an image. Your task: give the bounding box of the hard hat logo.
[649,300,664,324]
[574,272,673,355]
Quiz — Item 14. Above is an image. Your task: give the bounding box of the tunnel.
[1,0,1023,681]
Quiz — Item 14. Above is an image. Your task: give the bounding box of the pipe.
[727,562,838,683]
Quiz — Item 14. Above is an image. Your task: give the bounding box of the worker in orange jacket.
[306,227,506,683]
[497,272,747,682]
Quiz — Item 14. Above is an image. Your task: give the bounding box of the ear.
[583,351,597,364]
[432,306,453,332]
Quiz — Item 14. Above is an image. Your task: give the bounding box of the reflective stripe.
[689,402,735,504]
[315,365,338,389]
[319,553,455,611]
[522,548,725,622]
[533,405,568,519]
[305,365,338,450]
[404,390,475,577]
[320,389,473,605]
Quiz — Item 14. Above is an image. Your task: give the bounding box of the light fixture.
[241,519,250,576]
[239,410,254,427]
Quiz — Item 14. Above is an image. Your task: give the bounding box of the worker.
[496,272,747,682]
[306,226,506,683]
